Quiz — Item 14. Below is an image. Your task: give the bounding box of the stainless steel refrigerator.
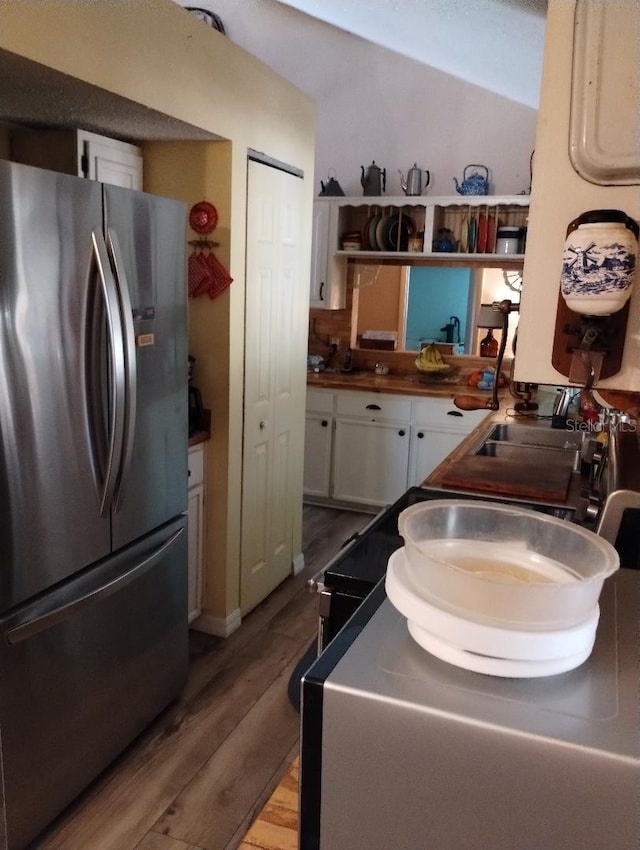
[0,160,188,849]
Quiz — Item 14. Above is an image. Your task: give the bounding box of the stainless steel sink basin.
[471,424,586,473]
[483,424,585,451]
[476,441,581,470]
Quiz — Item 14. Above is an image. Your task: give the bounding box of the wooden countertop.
[188,429,210,448]
[307,370,503,401]
[423,392,584,508]
[188,408,211,447]
[424,404,509,487]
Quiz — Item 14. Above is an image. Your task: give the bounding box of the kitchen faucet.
[551,387,576,429]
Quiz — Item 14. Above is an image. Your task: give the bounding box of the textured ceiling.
[0,49,220,143]
[274,0,548,107]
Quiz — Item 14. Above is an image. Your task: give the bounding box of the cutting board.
[441,456,572,503]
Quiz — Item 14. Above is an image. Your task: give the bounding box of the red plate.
[189,201,219,235]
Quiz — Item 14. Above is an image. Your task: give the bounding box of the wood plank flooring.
[32,505,372,850]
[238,758,299,850]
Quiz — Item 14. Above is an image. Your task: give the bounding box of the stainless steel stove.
[301,424,640,850]
[300,570,639,850]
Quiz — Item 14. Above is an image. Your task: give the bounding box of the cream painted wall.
[1,0,316,629]
[144,141,241,621]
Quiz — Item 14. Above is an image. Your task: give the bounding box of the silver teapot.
[361,161,386,196]
[399,164,430,196]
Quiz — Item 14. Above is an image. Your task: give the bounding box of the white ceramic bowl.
[398,500,619,629]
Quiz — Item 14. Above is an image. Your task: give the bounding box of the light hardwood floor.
[32,505,372,850]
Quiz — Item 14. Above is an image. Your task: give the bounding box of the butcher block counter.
[306,369,502,401]
[425,404,522,486]
[423,388,585,510]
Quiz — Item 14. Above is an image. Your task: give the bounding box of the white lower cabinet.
[409,426,469,487]
[304,389,335,498]
[304,413,334,497]
[408,399,489,487]
[303,388,489,508]
[187,444,205,623]
[332,418,410,506]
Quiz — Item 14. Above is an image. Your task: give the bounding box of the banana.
[416,343,449,373]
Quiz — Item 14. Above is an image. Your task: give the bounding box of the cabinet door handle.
[259,420,266,430]
[447,410,463,417]
[398,429,406,437]
[417,431,424,439]
[319,280,325,301]
[321,419,328,427]
[365,404,382,411]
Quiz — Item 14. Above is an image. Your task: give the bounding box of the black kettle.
[441,316,461,344]
[319,169,345,196]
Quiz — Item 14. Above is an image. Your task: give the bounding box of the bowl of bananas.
[414,344,459,382]
[416,342,453,373]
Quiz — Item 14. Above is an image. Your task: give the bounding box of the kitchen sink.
[482,424,585,451]
[475,441,581,471]
[471,424,587,473]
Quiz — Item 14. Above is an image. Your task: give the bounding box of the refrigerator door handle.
[91,229,126,516]
[5,527,184,645]
[106,227,138,510]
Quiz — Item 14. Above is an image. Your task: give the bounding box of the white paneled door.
[242,159,305,614]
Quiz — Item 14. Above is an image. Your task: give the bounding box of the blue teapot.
[453,164,490,196]
[433,227,457,252]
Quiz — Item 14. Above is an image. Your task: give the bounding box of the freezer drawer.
[0,516,188,850]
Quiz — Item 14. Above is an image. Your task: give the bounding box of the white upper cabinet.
[310,199,342,308]
[9,128,143,190]
[77,130,143,190]
[515,0,640,392]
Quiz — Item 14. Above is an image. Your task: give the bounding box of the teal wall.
[405,267,472,350]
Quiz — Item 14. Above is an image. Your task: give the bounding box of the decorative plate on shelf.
[468,216,477,253]
[460,215,469,252]
[384,214,414,251]
[189,201,219,235]
[486,213,497,253]
[477,213,488,253]
[368,213,382,251]
[375,214,390,250]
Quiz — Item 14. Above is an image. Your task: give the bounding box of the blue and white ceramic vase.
[560,209,639,316]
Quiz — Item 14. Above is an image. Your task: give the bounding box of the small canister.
[495,226,521,254]
[560,209,638,316]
